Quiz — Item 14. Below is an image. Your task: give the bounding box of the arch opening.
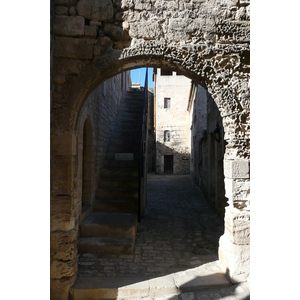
[74,65,228,278]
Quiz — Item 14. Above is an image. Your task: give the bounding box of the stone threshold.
[70,261,231,299]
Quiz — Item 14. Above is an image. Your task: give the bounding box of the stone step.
[80,212,137,239]
[121,94,144,102]
[98,177,138,189]
[109,131,140,140]
[107,144,139,153]
[79,205,93,224]
[100,168,138,178]
[118,105,144,112]
[95,188,138,200]
[116,108,143,115]
[113,117,142,125]
[71,276,150,300]
[93,198,137,213]
[112,120,142,128]
[109,135,140,145]
[77,236,134,255]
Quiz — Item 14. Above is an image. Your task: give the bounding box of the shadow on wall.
[155,141,190,175]
[192,90,227,219]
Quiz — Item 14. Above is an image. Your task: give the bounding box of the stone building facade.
[147,87,156,173]
[154,68,192,175]
[188,83,227,218]
[51,0,250,298]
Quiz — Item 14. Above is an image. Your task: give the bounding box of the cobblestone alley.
[76,174,250,299]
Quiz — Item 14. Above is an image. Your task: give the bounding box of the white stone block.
[224,207,250,245]
[218,234,250,283]
[224,178,250,203]
[224,159,249,179]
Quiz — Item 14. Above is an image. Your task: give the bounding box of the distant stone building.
[153,68,192,175]
[153,69,227,216]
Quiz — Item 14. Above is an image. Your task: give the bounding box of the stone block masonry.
[155,69,192,175]
[51,0,250,298]
[50,71,130,300]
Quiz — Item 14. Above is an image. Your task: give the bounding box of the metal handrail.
[138,68,148,221]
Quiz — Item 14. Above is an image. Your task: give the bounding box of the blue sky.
[130,68,154,88]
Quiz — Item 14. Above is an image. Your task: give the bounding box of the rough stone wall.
[207,92,226,217]
[50,71,129,299]
[189,84,208,182]
[51,0,250,297]
[78,72,128,179]
[189,84,226,217]
[155,69,191,174]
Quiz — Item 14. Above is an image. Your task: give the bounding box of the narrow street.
[76,174,250,299]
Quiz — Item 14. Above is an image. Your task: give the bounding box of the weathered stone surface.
[85,25,97,38]
[69,6,76,16]
[100,36,113,48]
[77,0,114,21]
[51,134,77,155]
[51,259,78,279]
[224,207,250,245]
[54,36,94,59]
[103,23,130,42]
[225,177,250,209]
[54,58,87,76]
[129,20,162,40]
[55,6,69,15]
[51,0,251,297]
[224,159,250,179]
[54,16,85,36]
[51,276,76,300]
[55,0,77,6]
[219,234,250,283]
[51,155,76,196]
[51,230,78,261]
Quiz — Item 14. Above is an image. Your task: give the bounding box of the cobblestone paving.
[78,174,225,278]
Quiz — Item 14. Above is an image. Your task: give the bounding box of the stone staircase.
[78,89,145,256]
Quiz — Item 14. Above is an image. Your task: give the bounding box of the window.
[164,98,171,108]
[164,130,170,142]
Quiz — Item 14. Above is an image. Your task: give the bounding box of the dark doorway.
[164,155,173,174]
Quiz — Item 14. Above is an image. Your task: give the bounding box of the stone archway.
[51,1,250,298]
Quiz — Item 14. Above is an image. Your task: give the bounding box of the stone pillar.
[50,133,80,299]
[218,158,250,283]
